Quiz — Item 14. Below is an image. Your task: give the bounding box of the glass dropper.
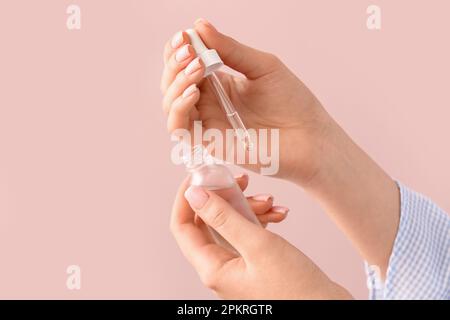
[186,29,253,151]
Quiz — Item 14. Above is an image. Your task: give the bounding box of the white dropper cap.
[185,28,224,76]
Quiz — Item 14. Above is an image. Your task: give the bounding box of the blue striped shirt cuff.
[365,182,450,300]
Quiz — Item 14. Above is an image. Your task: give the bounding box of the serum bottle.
[185,146,260,249]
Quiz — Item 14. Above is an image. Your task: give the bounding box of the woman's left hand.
[170,176,352,299]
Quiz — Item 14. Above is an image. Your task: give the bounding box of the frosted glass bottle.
[185,147,260,250]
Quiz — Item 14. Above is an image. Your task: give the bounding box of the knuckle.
[164,39,171,52]
[160,82,166,94]
[265,232,285,252]
[166,119,176,134]
[168,55,178,71]
[163,41,171,60]
[209,205,228,230]
[169,220,176,235]
[161,96,170,114]
[169,220,183,238]
[174,70,187,84]
[170,53,189,73]
[170,97,183,113]
[200,268,219,290]
[266,53,281,66]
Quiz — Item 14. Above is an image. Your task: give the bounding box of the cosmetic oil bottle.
[184,146,260,250]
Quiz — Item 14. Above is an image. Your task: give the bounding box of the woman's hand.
[170,177,352,299]
[161,19,333,184]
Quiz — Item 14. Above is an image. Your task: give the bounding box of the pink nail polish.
[271,206,289,215]
[184,57,202,75]
[182,84,198,98]
[194,18,209,25]
[171,31,183,49]
[184,186,209,209]
[251,194,273,202]
[175,44,191,62]
[194,18,215,30]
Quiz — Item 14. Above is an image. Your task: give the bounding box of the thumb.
[194,19,280,79]
[184,185,264,257]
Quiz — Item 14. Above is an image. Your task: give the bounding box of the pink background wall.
[0,0,449,299]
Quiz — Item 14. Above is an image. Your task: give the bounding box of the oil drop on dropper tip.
[185,29,254,151]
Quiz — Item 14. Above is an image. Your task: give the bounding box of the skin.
[232,173,289,228]
[162,18,400,298]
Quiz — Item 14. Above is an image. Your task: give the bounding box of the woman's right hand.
[161,19,336,185]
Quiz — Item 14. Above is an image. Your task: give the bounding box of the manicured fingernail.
[184,57,202,75]
[194,18,209,25]
[272,206,289,215]
[171,31,184,49]
[251,194,273,202]
[234,173,248,179]
[182,84,198,98]
[175,44,191,62]
[194,18,215,30]
[184,186,209,209]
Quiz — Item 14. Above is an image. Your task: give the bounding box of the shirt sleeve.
[365,182,450,300]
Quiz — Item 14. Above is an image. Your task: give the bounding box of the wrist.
[277,105,337,186]
[298,120,400,276]
[301,275,353,300]
[286,114,339,188]
[300,120,350,192]
[326,282,354,300]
